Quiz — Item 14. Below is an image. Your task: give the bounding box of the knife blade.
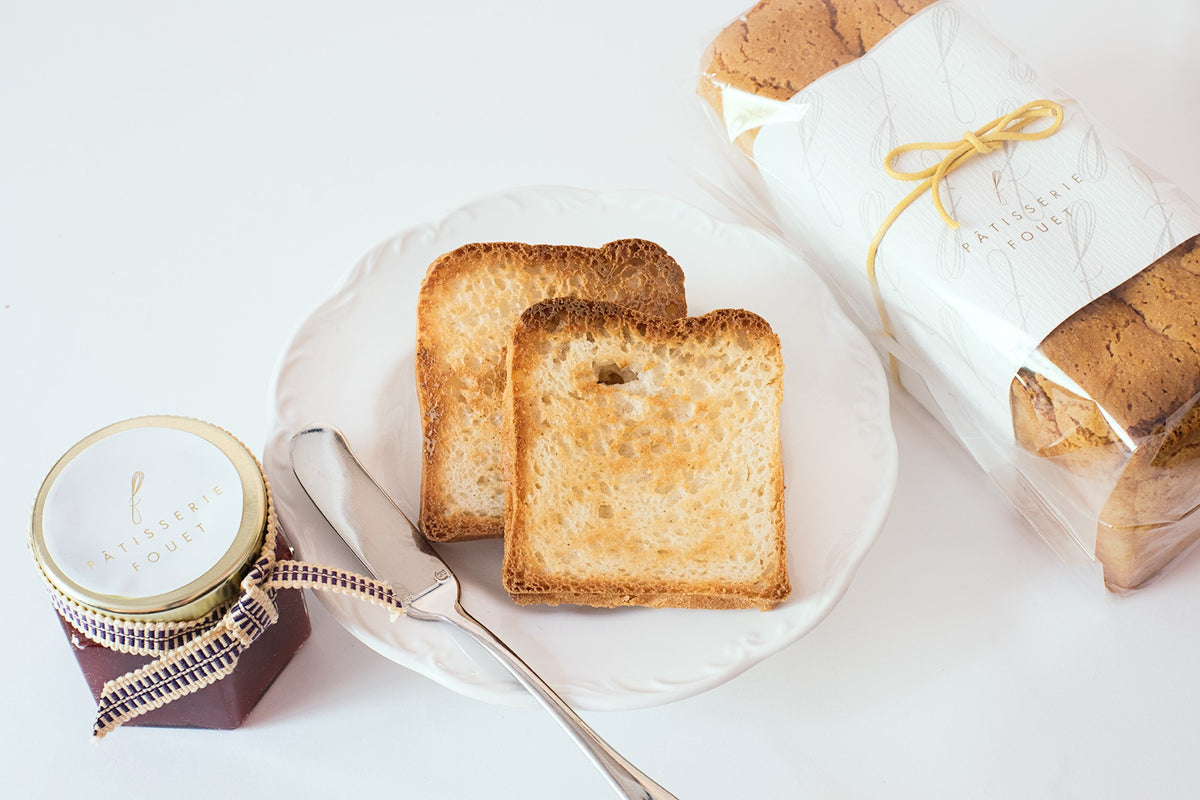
[289,425,451,608]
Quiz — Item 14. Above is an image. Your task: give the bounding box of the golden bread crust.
[698,0,934,152]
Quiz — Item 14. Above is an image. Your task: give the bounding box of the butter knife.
[289,426,678,800]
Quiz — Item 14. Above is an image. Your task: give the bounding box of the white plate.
[264,186,896,710]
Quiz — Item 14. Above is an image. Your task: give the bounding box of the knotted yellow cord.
[866,99,1065,382]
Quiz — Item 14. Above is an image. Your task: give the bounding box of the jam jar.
[30,415,311,730]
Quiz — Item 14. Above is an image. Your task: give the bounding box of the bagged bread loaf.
[700,0,1200,591]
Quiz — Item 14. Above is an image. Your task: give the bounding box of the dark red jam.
[58,532,310,729]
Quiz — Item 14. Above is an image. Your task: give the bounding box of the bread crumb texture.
[416,240,686,542]
[502,299,789,610]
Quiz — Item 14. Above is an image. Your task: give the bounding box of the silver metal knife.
[289,426,677,800]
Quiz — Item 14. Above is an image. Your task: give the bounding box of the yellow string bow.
[866,99,1064,383]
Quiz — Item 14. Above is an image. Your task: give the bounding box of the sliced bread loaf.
[416,240,686,542]
[501,298,789,610]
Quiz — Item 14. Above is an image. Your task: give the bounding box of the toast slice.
[416,240,686,542]
[501,298,789,610]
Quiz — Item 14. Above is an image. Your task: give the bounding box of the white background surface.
[3,1,1199,798]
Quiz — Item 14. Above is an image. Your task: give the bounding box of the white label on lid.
[744,1,1200,439]
[41,427,245,601]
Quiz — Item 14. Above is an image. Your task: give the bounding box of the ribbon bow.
[866,99,1064,381]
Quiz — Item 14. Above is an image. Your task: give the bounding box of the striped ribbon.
[38,487,404,739]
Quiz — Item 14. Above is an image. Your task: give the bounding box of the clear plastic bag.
[697,0,1200,591]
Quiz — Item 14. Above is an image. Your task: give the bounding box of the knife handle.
[409,596,678,800]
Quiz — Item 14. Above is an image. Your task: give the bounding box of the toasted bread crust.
[502,298,789,610]
[416,240,686,542]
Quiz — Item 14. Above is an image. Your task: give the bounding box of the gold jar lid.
[30,416,268,622]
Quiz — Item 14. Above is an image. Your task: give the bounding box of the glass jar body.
[58,532,310,729]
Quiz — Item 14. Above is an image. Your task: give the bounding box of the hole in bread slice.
[595,361,639,386]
